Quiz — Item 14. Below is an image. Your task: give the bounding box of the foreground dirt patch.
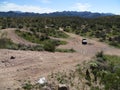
[0,49,91,89]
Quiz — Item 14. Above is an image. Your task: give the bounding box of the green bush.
[0,38,16,49]
[22,82,33,90]
[15,30,68,52]
[43,40,56,52]
[56,48,76,53]
[92,54,120,90]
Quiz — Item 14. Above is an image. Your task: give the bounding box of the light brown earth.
[0,28,36,45]
[0,28,120,90]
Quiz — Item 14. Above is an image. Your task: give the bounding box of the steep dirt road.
[0,28,36,45]
[0,28,120,89]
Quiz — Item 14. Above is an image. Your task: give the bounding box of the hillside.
[0,16,120,90]
[0,16,120,48]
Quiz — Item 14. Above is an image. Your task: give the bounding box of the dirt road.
[0,28,36,45]
[58,32,120,56]
[0,28,120,89]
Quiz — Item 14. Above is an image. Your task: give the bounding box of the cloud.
[0,2,55,13]
[72,3,91,11]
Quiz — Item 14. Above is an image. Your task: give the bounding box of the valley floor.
[0,28,120,89]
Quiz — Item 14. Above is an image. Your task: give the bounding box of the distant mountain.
[0,11,40,17]
[41,11,114,18]
[0,11,114,18]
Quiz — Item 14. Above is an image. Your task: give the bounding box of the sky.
[0,0,120,15]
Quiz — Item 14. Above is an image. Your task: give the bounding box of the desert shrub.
[0,38,16,49]
[109,41,120,48]
[22,82,33,90]
[101,72,120,90]
[32,45,44,51]
[96,51,104,58]
[43,40,56,52]
[18,24,23,29]
[43,28,69,38]
[55,48,76,53]
[90,86,100,90]
[92,54,120,90]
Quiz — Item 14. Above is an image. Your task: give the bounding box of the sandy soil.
[0,28,36,45]
[0,28,120,90]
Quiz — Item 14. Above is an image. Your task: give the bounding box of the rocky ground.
[0,28,120,90]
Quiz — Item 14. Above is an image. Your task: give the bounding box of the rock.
[38,77,47,85]
[42,86,51,90]
[58,84,69,90]
[10,56,15,59]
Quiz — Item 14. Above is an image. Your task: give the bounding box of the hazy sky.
[0,0,119,14]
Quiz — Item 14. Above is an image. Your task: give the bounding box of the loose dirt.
[0,28,120,90]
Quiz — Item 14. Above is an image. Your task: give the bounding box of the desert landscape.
[0,28,120,89]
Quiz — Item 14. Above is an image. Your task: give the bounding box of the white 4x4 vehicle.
[82,39,87,45]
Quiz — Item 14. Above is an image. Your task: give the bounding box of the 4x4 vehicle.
[82,39,87,45]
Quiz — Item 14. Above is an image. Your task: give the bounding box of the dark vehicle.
[82,39,87,45]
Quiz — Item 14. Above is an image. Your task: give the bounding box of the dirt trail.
[0,28,36,45]
[0,28,120,90]
[58,32,120,56]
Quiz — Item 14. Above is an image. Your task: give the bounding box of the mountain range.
[0,11,114,18]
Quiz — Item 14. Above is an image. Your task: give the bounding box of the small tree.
[85,69,91,82]
[18,24,23,29]
[43,41,56,52]
[96,51,103,58]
